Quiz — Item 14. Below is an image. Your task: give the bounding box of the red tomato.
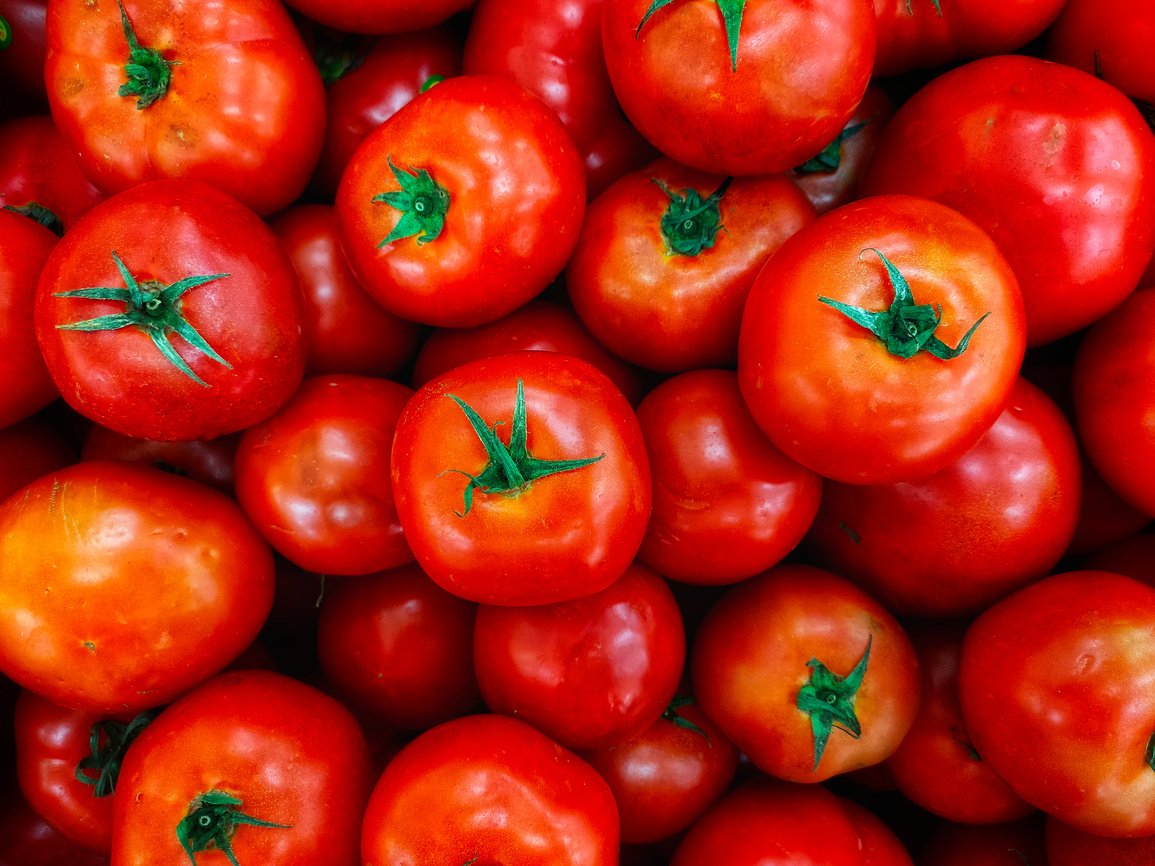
[361,714,620,865]
[80,425,240,496]
[473,562,684,750]
[634,369,823,586]
[391,351,651,606]
[316,562,481,731]
[112,670,373,866]
[463,0,656,199]
[602,0,876,176]
[958,571,1155,836]
[44,0,325,216]
[0,788,112,866]
[566,157,816,372]
[1045,0,1155,105]
[34,180,307,442]
[235,375,414,576]
[860,55,1155,347]
[0,415,74,503]
[692,564,922,783]
[0,461,275,712]
[336,75,586,328]
[281,0,472,35]
[1046,813,1155,866]
[1083,533,1155,588]
[917,816,1048,866]
[839,799,914,866]
[0,0,48,99]
[738,195,1025,486]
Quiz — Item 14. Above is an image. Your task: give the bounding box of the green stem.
[75,709,159,797]
[176,790,291,866]
[116,0,178,109]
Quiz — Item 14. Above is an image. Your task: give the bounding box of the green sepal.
[793,119,872,175]
[905,0,942,16]
[421,74,445,92]
[0,13,11,50]
[372,156,450,247]
[443,379,605,517]
[951,725,982,761]
[1146,729,1154,774]
[637,0,747,72]
[311,30,369,85]
[837,522,861,545]
[3,202,64,236]
[116,0,178,109]
[796,636,872,771]
[652,176,731,256]
[661,695,710,742]
[176,790,292,866]
[75,709,159,798]
[818,248,990,361]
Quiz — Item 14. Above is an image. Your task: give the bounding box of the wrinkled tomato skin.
[80,425,240,496]
[0,416,75,503]
[1045,0,1155,105]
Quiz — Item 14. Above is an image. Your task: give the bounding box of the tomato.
[0,461,274,712]
[44,0,325,217]
[34,180,307,442]
[336,75,586,328]
[0,209,58,431]
[691,564,921,783]
[602,0,876,176]
[316,561,481,731]
[566,157,816,372]
[804,375,1081,617]
[838,798,914,866]
[860,55,1155,347]
[282,0,472,35]
[463,0,656,199]
[738,194,1025,486]
[1083,533,1155,588]
[884,623,1035,824]
[361,714,619,866]
[235,375,414,576]
[1045,0,1155,105]
[80,425,240,496]
[113,670,373,866]
[917,816,1047,866]
[0,0,47,99]
[0,788,112,866]
[958,571,1155,836]
[391,351,651,606]
[0,415,74,503]
[634,369,823,586]
[1046,814,1155,866]
[0,116,105,235]
[474,562,684,750]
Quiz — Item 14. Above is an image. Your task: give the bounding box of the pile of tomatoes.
[1,0,1154,863]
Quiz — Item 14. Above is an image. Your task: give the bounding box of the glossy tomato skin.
[0,461,275,712]
[44,0,325,216]
[336,75,586,328]
[602,0,876,177]
[1046,813,1155,866]
[635,369,823,585]
[1045,0,1155,104]
[80,425,240,496]
[235,375,414,576]
[958,571,1155,836]
[0,415,74,502]
[35,180,307,442]
[692,564,921,783]
[113,670,373,866]
[804,376,1081,617]
[474,562,684,751]
[316,562,481,731]
[567,157,816,372]
[860,55,1155,347]
[270,205,421,379]
[361,714,620,866]
[738,194,1026,486]
[463,0,656,199]
[392,351,652,606]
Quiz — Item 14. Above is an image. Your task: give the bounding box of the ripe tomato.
[44,0,325,216]
[839,798,913,866]
[281,0,472,34]
[0,0,48,99]
[0,461,274,712]
[1046,814,1155,866]
[391,351,651,606]
[1045,0,1155,105]
[738,194,1025,485]
[0,788,113,866]
[80,425,240,496]
[0,416,74,503]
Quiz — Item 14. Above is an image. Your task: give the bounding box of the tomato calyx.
[652,176,732,256]
[819,249,991,360]
[421,75,445,93]
[661,695,710,741]
[950,724,982,761]
[74,708,159,797]
[443,378,606,517]
[793,118,872,175]
[636,0,747,72]
[116,0,178,110]
[52,250,233,386]
[1146,730,1155,774]
[796,635,871,771]
[310,30,370,85]
[372,156,451,248]
[3,202,64,236]
[905,0,943,17]
[176,790,292,866]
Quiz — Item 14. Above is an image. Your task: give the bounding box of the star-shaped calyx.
[117,0,179,109]
[373,156,450,248]
[176,790,292,866]
[796,636,872,771]
[652,176,732,256]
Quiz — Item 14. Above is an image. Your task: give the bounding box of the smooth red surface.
[1046,814,1155,866]
[839,798,914,866]
[0,788,111,866]
[0,0,48,98]
[281,0,472,34]
[0,116,105,232]
[0,415,74,503]
[1045,0,1155,104]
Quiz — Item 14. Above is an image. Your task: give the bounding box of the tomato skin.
[602,0,876,177]
[316,562,481,731]
[113,670,373,866]
[691,564,921,783]
[738,194,1026,486]
[635,369,823,586]
[474,562,684,751]
[1046,814,1155,866]
[917,816,1047,866]
[0,461,275,713]
[235,374,415,576]
[838,799,913,866]
[80,425,240,496]
[566,157,816,373]
[0,0,48,99]
[281,0,472,35]
[1045,0,1155,105]
[361,713,620,866]
[336,75,586,328]
[392,351,652,606]
[270,205,421,379]
[44,0,325,217]
[1083,534,1155,589]
[958,571,1155,836]
[0,788,112,866]
[34,180,307,443]
[0,416,75,503]
[860,55,1155,347]
[804,376,1081,617]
